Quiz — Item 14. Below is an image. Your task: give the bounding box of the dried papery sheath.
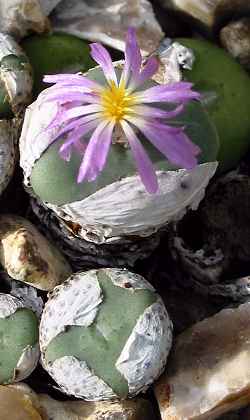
[19,28,218,267]
[51,0,163,55]
[40,268,173,400]
[0,0,50,39]
[0,293,39,384]
[153,39,196,85]
[0,33,33,116]
[11,283,44,318]
[28,161,217,269]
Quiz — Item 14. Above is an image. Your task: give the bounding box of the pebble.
[0,215,72,291]
[220,18,250,71]
[155,303,250,419]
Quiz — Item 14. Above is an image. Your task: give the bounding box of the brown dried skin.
[159,0,250,32]
[31,198,165,270]
[220,18,250,71]
[38,394,157,420]
[155,303,250,419]
[0,0,50,40]
[0,215,72,291]
[0,385,42,420]
[6,383,157,420]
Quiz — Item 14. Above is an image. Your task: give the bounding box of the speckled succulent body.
[40,269,173,400]
[0,309,38,383]
[0,294,39,384]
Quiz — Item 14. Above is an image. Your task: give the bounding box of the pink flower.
[41,28,201,193]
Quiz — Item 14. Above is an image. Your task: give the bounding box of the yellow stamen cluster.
[101,80,135,122]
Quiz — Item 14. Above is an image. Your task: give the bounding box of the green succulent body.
[0,308,38,384]
[45,271,156,398]
[30,99,218,206]
[177,37,250,172]
[21,33,95,97]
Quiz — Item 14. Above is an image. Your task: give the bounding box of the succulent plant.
[21,32,95,97]
[0,33,33,118]
[177,37,250,172]
[40,268,173,400]
[0,33,33,197]
[19,29,218,268]
[0,293,39,384]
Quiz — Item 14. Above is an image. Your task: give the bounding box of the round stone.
[0,386,41,420]
[21,32,95,96]
[40,268,173,400]
[177,37,250,172]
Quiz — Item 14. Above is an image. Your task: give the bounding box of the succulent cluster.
[0,2,250,419]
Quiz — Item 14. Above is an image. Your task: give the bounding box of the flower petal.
[129,56,159,91]
[43,74,101,90]
[90,43,117,85]
[134,83,201,104]
[130,103,185,119]
[43,92,101,105]
[77,120,109,183]
[59,119,98,158]
[63,104,102,120]
[44,111,101,144]
[42,85,101,100]
[56,114,101,138]
[94,120,115,172]
[121,27,142,86]
[127,116,200,169]
[121,120,158,193]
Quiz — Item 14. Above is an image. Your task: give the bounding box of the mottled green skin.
[30,100,218,206]
[1,54,29,71]
[177,37,250,172]
[0,54,29,118]
[45,271,156,398]
[0,308,38,384]
[0,88,12,119]
[21,33,95,97]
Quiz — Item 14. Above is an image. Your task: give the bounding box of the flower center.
[101,80,134,122]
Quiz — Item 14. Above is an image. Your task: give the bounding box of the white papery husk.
[0,293,39,383]
[19,73,217,246]
[40,268,173,400]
